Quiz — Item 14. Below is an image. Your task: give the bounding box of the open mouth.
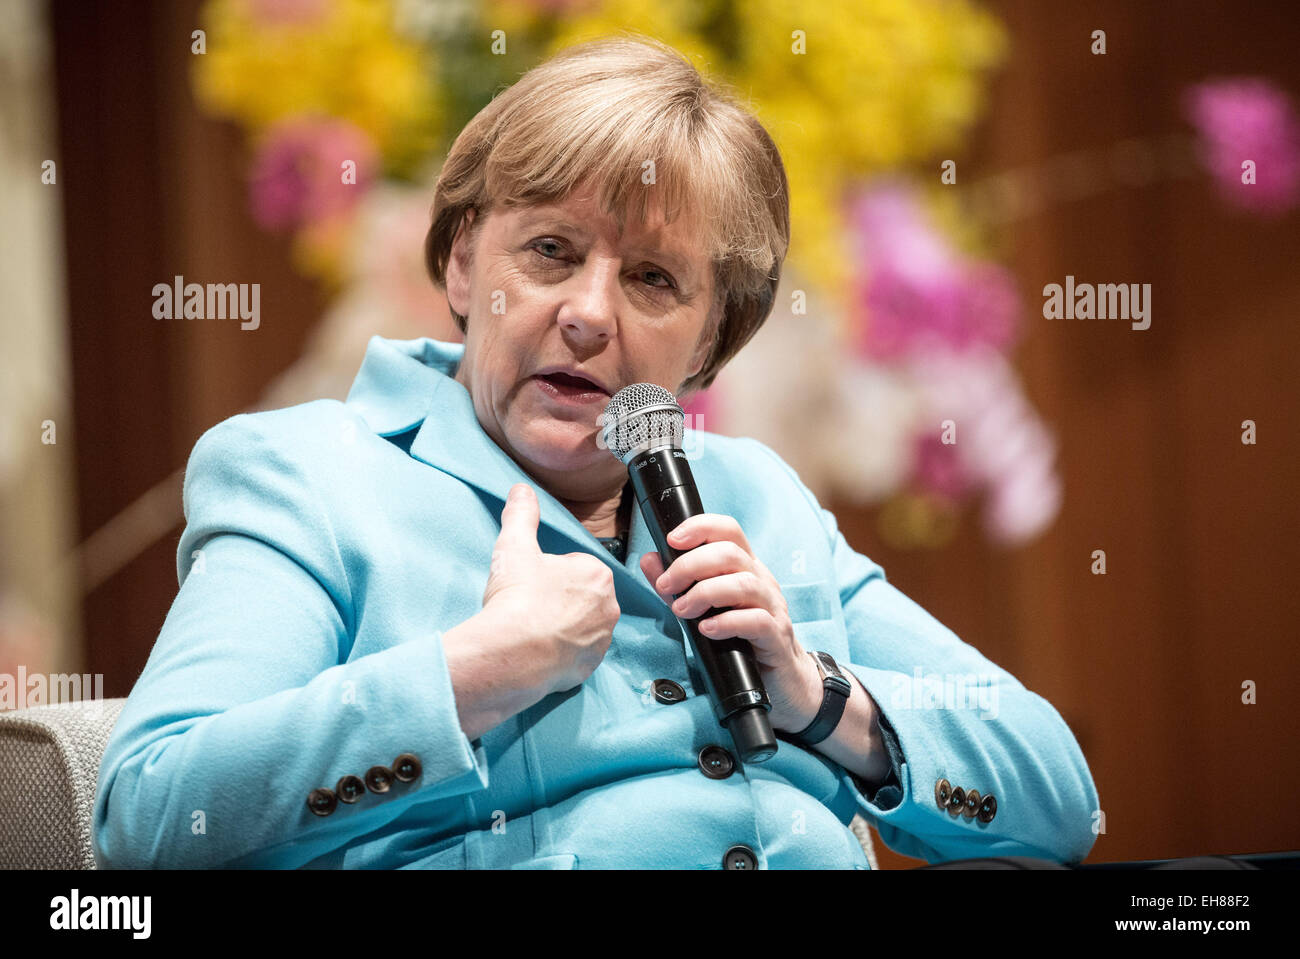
[534,372,609,396]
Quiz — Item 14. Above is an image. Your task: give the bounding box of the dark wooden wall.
[855,0,1300,866]
[52,0,326,688]
[51,0,1299,865]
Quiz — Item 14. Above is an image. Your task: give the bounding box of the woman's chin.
[510,426,611,474]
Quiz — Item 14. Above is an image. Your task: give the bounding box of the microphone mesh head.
[600,383,685,462]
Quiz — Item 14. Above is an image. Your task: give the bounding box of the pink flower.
[846,183,1020,361]
[860,260,1019,361]
[910,432,973,500]
[1183,77,1300,215]
[248,118,379,231]
[906,347,1060,544]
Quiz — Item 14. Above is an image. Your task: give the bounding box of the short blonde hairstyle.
[424,33,790,396]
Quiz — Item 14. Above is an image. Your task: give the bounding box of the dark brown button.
[653,679,686,704]
[336,774,366,803]
[392,753,422,783]
[963,789,981,819]
[978,793,997,823]
[698,745,735,780]
[723,844,757,870]
[934,778,952,810]
[307,787,337,817]
[365,765,393,794]
[947,786,966,815]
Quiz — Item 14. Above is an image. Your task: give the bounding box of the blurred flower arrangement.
[1183,77,1300,216]
[190,0,1299,550]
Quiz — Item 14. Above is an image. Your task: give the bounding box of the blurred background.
[2,0,1297,867]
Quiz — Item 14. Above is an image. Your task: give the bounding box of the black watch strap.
[787,651,852,747]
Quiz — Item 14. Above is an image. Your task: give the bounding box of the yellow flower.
[534,0,726,69]
[194,0,441,170]
[529,0,1006,304]
[291,208,355,291]
[731,0,1006,294]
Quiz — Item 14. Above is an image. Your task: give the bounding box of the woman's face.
[447,180,715,497]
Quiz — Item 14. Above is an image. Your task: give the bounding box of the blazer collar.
[344,335,658,595]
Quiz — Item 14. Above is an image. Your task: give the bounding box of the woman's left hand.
[639,513,823,735]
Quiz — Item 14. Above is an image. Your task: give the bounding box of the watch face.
[814,652,852,693]
[813,650,840,677]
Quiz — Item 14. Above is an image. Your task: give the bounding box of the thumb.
[493,483,542,561]
[639,551,671,603]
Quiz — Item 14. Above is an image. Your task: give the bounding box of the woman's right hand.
[480,482,621,695]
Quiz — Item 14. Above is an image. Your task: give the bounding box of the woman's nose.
[558,258,620,344]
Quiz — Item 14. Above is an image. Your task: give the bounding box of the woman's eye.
[528,240,674,292]
[530,239,565,260]
[640,269,675,290]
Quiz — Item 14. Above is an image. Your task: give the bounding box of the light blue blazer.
[92,335,1099,869]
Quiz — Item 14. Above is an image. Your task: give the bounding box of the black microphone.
[599,383,778,764]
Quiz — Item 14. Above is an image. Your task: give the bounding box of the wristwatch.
[786,650,852,747]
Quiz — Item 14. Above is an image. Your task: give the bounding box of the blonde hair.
[424,33,790,395]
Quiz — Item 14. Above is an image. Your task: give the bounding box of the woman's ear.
[446,208,478,318]
[677,344,711,400]
[687,342,709,381]
[685,300,719,382]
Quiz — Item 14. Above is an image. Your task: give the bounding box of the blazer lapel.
[345,335,662,603]
[406,372,603,557]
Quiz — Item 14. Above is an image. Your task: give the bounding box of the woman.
[93,35,1097,869]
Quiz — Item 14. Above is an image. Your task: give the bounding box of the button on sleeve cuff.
[351,629,490,802]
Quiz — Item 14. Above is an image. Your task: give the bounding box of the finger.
[667,514,752,554]
[494,483,542,558]
[697,609,784,666]
[670,570,772,621]
[639,552,667,596]
[655,540,753,596]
